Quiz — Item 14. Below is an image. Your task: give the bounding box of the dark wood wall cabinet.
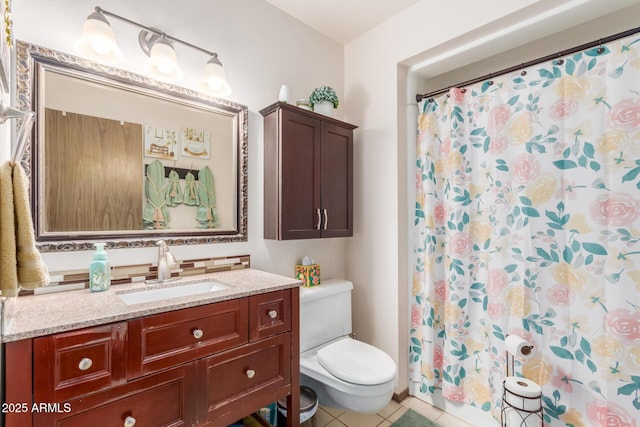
[3,289,300,427]
[261,102,357,240]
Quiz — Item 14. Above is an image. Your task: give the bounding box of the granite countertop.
[2,268,301,343]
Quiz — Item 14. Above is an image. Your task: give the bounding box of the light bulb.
[143,37,183,81]
[76,11,123,64]
[200,55,231,96]
[151,41,177,74]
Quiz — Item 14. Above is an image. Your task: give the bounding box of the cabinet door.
[279,109,322,239]
[320,122,353,237]
[196,334,291,426]
[34,323,127,403]
[127,299,249,379]
[250,290,291,341]
[35,363,197,427]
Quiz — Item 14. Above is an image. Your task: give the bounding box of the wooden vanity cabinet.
[127,298,249,379]
[197,334,291,426]
[261,102,356,240]
[33,364,197,427]
[250,289,291,341]
[33,323,128,403]
[4,288,300,427]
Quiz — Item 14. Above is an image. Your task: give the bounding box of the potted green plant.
[309,86,339,117]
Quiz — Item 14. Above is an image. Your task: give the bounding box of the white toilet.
[299,279,397,413]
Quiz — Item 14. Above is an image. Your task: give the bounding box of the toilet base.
[301,373,393,414]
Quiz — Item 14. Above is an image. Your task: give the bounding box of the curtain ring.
[597,39,605,54]
[520,63,527,76]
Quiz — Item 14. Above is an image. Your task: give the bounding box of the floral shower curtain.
[411,32,640,427]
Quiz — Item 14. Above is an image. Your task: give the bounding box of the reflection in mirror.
[16,41,248,251]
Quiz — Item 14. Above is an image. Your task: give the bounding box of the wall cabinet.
[4,289,300,427]
[261,102,357,240]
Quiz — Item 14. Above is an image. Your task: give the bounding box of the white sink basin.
[118,281,228,305]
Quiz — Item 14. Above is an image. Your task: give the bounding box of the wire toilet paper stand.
[501,348,543,427]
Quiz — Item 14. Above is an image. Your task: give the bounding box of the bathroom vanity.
[2,269,300,427]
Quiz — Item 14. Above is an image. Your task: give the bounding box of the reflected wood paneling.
[44,108,143,232]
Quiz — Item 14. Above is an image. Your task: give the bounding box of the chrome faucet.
[156,240,178,282]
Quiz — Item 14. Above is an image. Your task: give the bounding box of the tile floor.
[308,397,475,427]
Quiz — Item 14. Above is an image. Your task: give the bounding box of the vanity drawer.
[127,298,249,378]
[250,289,291,341]
[33,323,127,403]
[36,363,197,427]
[197,334,291,426]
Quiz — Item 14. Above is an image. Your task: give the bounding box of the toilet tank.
[299,279,353,353]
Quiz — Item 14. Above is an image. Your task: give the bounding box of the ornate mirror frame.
[16,41,248,252]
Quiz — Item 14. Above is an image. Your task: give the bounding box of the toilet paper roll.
[504,376,541,411]
[505,335,535,359]
[504,376,542,427]
[504,406,542,427]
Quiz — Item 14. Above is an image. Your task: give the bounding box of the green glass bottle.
[89,243,111,292]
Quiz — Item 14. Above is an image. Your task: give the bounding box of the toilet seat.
[317,338,396,385]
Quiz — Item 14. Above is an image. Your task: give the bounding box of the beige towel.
[12,163,49,289]
[0,162,19,296]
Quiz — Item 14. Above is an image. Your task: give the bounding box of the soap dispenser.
[89,243,111,292]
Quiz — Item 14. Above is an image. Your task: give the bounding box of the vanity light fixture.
[76,6,231,96]
[139,32,184,82]
[200,54,231,97]
[75,9,124,64]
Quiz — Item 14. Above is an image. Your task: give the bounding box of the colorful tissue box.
[295,264,321,287]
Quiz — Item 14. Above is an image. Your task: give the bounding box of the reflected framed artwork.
[144,125,178,160]
[181,126,211,159]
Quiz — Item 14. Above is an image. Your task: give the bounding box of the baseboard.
[393,388,410,403]
[409,382,500,426]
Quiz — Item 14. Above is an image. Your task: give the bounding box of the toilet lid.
[317,339,396,385]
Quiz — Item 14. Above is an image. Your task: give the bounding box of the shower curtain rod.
[415,25,640,103]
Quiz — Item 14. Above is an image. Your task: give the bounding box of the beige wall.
[12,0,350,280]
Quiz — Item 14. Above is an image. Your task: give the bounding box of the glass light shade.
[143,39,183,81]
[200,56,232,97]
[75,12,123,64]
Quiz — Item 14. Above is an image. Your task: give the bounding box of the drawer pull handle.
[268,310,278,319]
[246,369,256,379]
[193,329,204,339]
[78,357,93,371]
[124,416,137,427]
[316,208,322,230]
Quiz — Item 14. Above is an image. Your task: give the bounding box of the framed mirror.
[16,41,248,252]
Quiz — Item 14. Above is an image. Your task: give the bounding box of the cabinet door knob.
[268,310,278,319]
[316,208,322,230]
[192,328,204,339]
[246,369,256,379]
[78,357,93,371]
[124,416,137,427]
[323,208,328,230]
